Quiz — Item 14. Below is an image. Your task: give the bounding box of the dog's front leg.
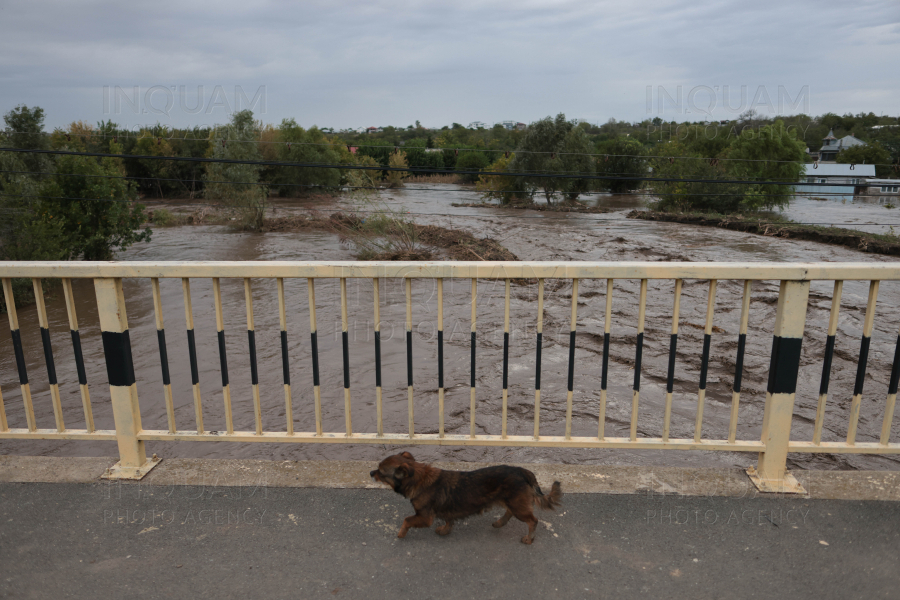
[397,511,434,538]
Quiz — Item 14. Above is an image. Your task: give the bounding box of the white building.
[795,163,876,200]
[468,121,486,129]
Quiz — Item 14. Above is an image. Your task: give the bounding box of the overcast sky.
[1,0,898,131]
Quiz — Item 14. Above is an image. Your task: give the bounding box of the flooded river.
[2,185,899,471]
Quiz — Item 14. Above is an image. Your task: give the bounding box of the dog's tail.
[522,468,562,510]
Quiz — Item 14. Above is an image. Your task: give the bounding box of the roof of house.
[802,163,876,177]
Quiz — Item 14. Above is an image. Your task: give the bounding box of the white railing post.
[94,278,160,479]
[748,279,810,494]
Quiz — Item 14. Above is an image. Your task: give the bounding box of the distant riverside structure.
[814,129,867,162]
[468,121,487,129]
[467,121,526,130]
[795,163,876,201]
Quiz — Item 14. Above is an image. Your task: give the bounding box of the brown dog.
[370,452,562,544]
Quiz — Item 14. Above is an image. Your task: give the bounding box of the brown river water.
[2,185,900,471]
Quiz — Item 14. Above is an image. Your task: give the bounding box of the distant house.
[815,129,867,162]
[860,179,900,197]
[365,126,383,134]
[516,122,526,130]
[795,163,876,200]
[468,121,486,129]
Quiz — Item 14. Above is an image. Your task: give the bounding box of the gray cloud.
[0,0,898,130]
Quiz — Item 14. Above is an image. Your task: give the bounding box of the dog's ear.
[400,451,415,461]
[395,464,411,479]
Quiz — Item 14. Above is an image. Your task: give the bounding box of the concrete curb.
[1,455,899,500]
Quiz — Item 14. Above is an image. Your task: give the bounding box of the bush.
[455,151,489,183]
[384,150,409,188]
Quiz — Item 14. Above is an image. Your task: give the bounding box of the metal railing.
[1,261,899,491]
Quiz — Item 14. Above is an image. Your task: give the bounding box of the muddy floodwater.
[2,184,900,471]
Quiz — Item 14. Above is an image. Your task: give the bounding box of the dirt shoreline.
[628,210,900,256]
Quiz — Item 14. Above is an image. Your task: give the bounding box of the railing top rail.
[1,261,900,280]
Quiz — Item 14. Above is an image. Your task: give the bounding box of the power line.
[3,128,897,168]
[0,147,862,187]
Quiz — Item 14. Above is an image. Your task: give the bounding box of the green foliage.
[271,119,344,195]
[595,138,648,193]
[477,154,519,203]
[385,150,409,188]
[204,110,268,230]
[650,121,806,213]
[836,142,894,178]
[454,151,489,183]
[508,114,594,203]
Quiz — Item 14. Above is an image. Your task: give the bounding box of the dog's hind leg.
[509,506,539,544]
[492,509,513,528]
[435,520,454,536]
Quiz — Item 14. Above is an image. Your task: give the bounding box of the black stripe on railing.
[889,336,900,396]
[39,328,57,386]
[819,334,836,396]
[633,332,643,392]
[503,332,510,390]
[734,333,747,393]
[436,330,443,389]
[666,333,678,393]
[158,329,172,386]
[71,330,87,386]
[699,334,711,390]
[601,332,609,391]
[406,330,413,387]
[310,332,320,387]
[186,329,199,386]
[248,330,259,386]
[470,331,476,389]
[854,335,871,397]
[567,331,576,392]
[535,332,542,390]
[216,330,228,387]
[11,329,28,385]
[766,336,803,395]
[280,330,290,386]
[374,331,383,387]
[342,330,350,389]
[101,330,136,387]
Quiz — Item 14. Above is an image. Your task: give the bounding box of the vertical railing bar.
[881,318,900,446]
[212,278,233,435]
[182,277,204,433]
[502,278,510,439]
[307,278,322,436]
[694,279,717,443]
[62,278,94,433]
[341,277,352,436]
[470,278,477,438]
[813,280,843,445]
[3,279,35,431]
[565,278,578,440]
[534,278,543,439]
[663,279,682,442]
[406,277,414,438]
[437,278,444,438]
[152,278,176,434]
[728,280,752,444]
[374,277,383,437]
[277,277,293,436]
[0,384,7,431]
[630,279,647,442]
[244,278,262,436]
[32,279,64,432]
[599,278,612,440]
[848,280,879,445]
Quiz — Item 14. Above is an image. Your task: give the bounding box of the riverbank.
[627,210,900,256]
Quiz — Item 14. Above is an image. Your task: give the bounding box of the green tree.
[725,120,807,211]
[273,119,343,195]
[455,151,489,183]
[595,138,648,193]
[205,110,268,229]
[836,142,893,178]
[384,149,409,188]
